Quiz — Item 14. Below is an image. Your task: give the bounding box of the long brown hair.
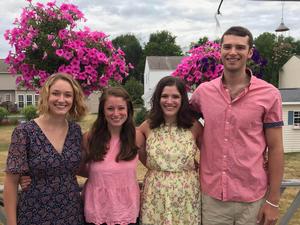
[149,76,194,129]
[87,87,137,162]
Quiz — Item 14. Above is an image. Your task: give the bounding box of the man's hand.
[256,202,279,225]
[19,175,32,191]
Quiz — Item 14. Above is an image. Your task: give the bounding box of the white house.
[0,60,38,110]
[143,56,184,109]
[278,55,300,153]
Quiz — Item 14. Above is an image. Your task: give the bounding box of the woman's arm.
[136,121,150,167]
[4,173,20,225]
[77,132,90,178]
[191,120,203,150]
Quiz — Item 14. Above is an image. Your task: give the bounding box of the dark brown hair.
[149,76,194,129]
[221,26,253,48]
[87,87,137,162]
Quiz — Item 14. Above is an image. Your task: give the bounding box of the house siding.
[279,56,300,88]
[282,105,300,153]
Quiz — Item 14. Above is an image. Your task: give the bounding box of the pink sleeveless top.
[83,137,140,225]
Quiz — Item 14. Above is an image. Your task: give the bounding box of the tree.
[112,34,143,81]
[143,30,182,56]
[190,36,209,49]
[123,77,144,107]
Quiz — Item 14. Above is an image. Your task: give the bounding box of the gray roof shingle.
[0,59,9,73]
[147,56,184,70]
[280,88,300,102]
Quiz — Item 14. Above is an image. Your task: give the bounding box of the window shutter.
[288,111,294,125]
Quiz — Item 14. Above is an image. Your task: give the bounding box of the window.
[18,95,24,109]
[26,95,33,106]
[294,111,300,127]
[5,94,11,102]
[288,111,300,128]
[34,94,39,106]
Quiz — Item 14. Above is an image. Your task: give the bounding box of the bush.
[0,107,9,121]
[123,78,144,107]
[0,101,18,113]
[22,105,37,121]
[135,107,147,126]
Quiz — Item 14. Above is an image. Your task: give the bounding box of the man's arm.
[257,126,284,225]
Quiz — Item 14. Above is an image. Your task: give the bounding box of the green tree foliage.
[22,105,37,121]
[144,30,182,56]
[134,107,147,126]
[112,34,143,81]
[123,78,144,107]
[254,33,295,87]
[190,36,209,49]
[0,107,9,121]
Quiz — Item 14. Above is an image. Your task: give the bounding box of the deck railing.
[0,179,299,225]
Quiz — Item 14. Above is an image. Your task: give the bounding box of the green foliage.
[112,34,143,81]
[134,107,147,126]
[22,105,37,121]
[254,32,296,87]
[144,30,182,56]
[123,78,144,107]
[0,107,9,121]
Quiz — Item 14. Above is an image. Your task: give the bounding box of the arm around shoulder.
[191,120,203,149]
[136,121,150,166]
[77,132,90,178]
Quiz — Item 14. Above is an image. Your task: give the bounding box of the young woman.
[137,76,202,225]
[83,87,140,225]
[4,73,88,225]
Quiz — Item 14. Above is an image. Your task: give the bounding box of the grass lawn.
[0,115,299,224]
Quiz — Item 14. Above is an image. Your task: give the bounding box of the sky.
[1,0,300,58]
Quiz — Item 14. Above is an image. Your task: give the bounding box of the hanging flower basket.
[4,0,132,95]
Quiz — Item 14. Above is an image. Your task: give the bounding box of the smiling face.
[104,95,128,131]
[221,35,253,74]
[48,79,74,117]
[160,85,182,123]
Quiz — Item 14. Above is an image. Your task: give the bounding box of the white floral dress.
[140,125,201,225]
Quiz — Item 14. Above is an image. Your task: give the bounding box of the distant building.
[279,55,300,153]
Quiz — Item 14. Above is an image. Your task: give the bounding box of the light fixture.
[275,0,289,32]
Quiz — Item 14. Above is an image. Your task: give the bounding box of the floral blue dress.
[6,120,84,225]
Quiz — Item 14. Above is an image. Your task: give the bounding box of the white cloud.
[1,0,300,58]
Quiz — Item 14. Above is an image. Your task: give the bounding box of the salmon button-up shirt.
[190,71,283,202]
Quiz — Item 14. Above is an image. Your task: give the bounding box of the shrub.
[0,107,9,121]
[22,105,37,121]
[135,107,147,126]
[123,77,144,107]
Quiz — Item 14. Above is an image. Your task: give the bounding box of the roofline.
[282,102,300,105]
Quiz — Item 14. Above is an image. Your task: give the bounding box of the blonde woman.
[4,73,87,225]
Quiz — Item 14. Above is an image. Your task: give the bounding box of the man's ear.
[247,47,253,59]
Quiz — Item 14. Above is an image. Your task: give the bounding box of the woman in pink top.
[82,87,140,225]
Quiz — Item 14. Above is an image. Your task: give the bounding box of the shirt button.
[223,171,226,174]
[223,155,227,158]
[226,121,230,124]
[224,138,228,142]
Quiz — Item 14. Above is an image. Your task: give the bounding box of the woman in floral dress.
[137,76,203,225]
[4,73,87,225]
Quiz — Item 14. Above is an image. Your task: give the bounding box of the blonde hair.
[38,72,88,121]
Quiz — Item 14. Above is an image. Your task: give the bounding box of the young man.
[190,26,284,225]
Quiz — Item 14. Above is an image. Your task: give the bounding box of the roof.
[280,88,300,102]
[146,56,185,70]
[0,59,9,73]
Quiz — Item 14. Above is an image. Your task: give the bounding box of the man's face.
[221,35,253,73]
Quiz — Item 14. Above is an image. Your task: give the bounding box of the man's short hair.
[221,26,253,48]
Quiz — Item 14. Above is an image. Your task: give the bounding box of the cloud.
[1,0,300,58]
